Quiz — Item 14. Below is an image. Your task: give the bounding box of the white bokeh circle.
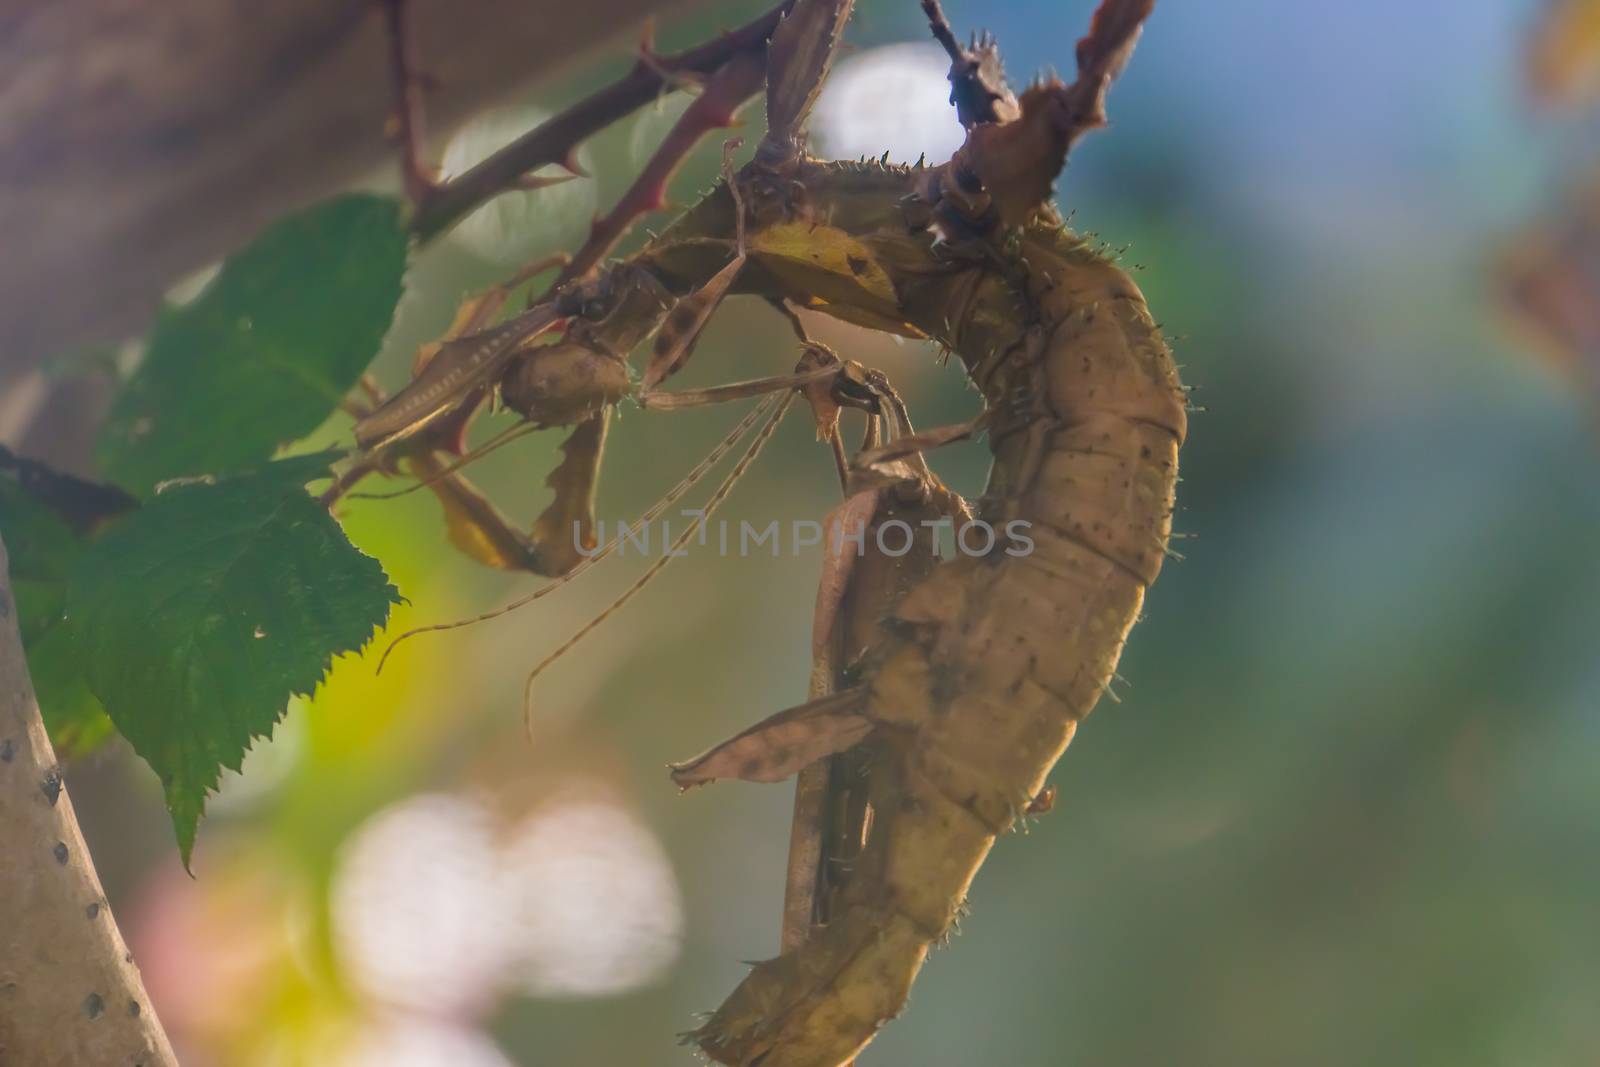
[812,43,966,166]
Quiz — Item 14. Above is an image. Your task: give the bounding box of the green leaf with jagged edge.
[98,194,409,494]
[0,478,118,757]
[65,453,402,865]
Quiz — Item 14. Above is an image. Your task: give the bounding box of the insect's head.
[830,360,884,414]
[796,344,882,415]
[553,264,676,350]
[499,266,673,428]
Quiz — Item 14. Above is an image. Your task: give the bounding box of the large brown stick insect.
[338,1,1182,1063]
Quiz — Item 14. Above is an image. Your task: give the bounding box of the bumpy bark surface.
[0,534,179,1066]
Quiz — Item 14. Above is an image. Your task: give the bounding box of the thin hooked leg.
[639,344,869,497]
[853,411,989,473]
[636,139,751,393]
[836,369,986,518]
[635,364,838,411]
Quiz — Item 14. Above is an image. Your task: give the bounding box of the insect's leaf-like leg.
[403,450,541,572]
[668,688,872,787]
[527,410,611,577]
[636,138,754,391]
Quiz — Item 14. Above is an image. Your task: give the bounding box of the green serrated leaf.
[28,624,117,758]
[98,194,409,493]
[65,454,401,865]
[0,479,117,756]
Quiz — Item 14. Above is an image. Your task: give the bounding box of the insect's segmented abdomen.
[694,234,1185,1067]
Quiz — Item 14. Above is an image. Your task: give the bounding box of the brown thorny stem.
[407,1,797,242]
[355,2,1179,1065]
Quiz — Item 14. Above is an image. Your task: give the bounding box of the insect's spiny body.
[641,161,1186,1066]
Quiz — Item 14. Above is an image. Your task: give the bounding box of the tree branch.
[0,533,180,1067]
[410,0,795,241]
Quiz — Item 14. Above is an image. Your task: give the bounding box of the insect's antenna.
[522,389,796,737]
[724,138,747,257]
[348,421,542,501]
[376,393,783,673]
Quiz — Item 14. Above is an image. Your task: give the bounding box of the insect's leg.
[402,449,545,572]
[845,411,986,530]
[636,140,751,393]
[635,365,838,411]
[1026,785,1057,815]
[406,405,611,576]
[782,361,884,947]
[353,406,606,576]
[668,689,872,787]
[853,415,986,472]
[851,367,985,483]
[855,369,986,474]
[765,297,814,344]
[636,344,865,493]
[526,412,609,577]
[378,393,785,674]
[519,390,795,734]
[820,368,978,528]
[821,421,850,494]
